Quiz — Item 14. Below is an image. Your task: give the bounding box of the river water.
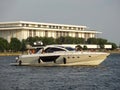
[0,53,120,90]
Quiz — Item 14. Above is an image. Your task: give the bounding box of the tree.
[111,43,117,50]
[73,38,85,44]
[26,37,55,46]
[56,37,65,44]
[21,39,26,52]
[0,37,9,52]
[9,38,22,52]
[99,44,104,49]
[97,38,108,49]
[108,42,117,50]
[56,37,85,44]
[26,37,35,46]
[42,37,55,45]
[87,38,98,44]
[97,38,107,45]
[64,37,73,44]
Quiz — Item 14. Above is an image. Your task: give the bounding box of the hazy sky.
[0,0,120,45]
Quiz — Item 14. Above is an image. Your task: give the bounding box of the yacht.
[11,45,110,66]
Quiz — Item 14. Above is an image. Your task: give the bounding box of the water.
[0,54,120,90]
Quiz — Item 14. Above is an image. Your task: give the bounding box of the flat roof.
[0,21,87,28]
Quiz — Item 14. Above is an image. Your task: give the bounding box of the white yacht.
[11,45,110,66]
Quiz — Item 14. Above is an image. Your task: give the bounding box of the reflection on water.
[0,54,120,90]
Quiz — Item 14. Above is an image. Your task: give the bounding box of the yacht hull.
[11,52,110,66]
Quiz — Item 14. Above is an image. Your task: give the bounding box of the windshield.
[64,47,75,51]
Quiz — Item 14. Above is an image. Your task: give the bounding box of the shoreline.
[0,52,23,56]
[0,53,21,56]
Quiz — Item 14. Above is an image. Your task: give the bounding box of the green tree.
[111,43,117,50]
[9,38,22,52]
[0,38,9,52]
[56,36,73,44]
[97,38,108,49]
[26,37,35,46]
[26,36,55,46]
[64,37,74,44]
[0,37,9,52]
[108,42,117,50]
[99,44,104,49]
[97,38,107,45]
[73,38,85,44]
[56,37,65,44]
[42,37,55,45]
[21,39,26,52]
[87,38,98,44]
[56,37,85,44]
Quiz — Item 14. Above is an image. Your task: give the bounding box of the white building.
[0,21,101,42]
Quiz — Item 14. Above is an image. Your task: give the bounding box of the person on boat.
[75,45,83,51]
[27,49,35,54]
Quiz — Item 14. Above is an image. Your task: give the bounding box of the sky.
[0,0,120,45]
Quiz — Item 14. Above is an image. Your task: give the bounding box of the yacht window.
[65,47,75,51]
[45,47,65,53]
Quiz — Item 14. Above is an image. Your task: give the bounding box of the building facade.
[0,21,100,42]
